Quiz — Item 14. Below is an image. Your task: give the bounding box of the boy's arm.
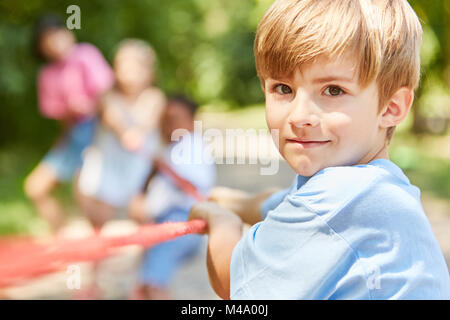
[38,69,65,120]
[137,88,166,132]
[100,95,145,151]
[189,202,243,300]
[100,95,126,136]
[208,187,281,225]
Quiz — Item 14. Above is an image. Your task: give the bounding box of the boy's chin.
[286,157,323,177]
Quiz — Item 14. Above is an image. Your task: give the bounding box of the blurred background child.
[128,95,216,300]
[76,39,166,229]
[24,14,114,232]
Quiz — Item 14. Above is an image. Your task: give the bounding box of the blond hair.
[254,0,423,141]
[115,38,156,67]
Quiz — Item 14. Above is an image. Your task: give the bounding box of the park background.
[0,0,449,298]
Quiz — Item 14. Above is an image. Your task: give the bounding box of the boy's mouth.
[286,138,331,149]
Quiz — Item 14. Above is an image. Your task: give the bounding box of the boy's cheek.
[265,104,289,131]
[322,112,353,140]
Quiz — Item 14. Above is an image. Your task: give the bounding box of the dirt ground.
[2,161,449,299]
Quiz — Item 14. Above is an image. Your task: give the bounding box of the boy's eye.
[274,84,292,95]
[324,86,344,96]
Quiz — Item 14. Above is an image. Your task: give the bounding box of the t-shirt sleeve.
[38,68,65,119]
[260,177,298,220]
[76,43,114,96]
[230,195,369,299]
[260,189,289,220]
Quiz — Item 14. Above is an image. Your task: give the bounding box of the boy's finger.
[188,203,206,223]
[189,201,212,219]
[188,206,208,235]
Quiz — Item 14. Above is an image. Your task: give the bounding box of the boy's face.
[114,47,153,94]
[161,101,194,143]
[40,28,75,61]
[264,54,386,177]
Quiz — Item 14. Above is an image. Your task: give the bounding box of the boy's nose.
[288,94,320,128]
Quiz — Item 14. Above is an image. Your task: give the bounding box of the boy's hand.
[128,193,152,225]
[121,127,144,152]
[207,187,250,214]
[189,201,243,300]
[207,186,281,225]
[188,201,242,235]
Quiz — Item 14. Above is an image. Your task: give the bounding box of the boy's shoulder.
[286,159,422,222]
[69,43,111,69]
[72,42,102,57]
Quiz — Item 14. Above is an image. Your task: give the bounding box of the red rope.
[0,219,206,288]
[0,159,208,289]
[153,158,207,202]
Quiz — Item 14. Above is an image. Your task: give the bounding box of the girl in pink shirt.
[24,15,114,232]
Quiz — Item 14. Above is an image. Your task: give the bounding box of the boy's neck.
[356,143,389,165]
[120,86,148,100]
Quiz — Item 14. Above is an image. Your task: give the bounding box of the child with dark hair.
[24,14,114,232]
[129,94,216,299]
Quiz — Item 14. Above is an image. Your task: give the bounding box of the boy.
[24,15,114,231]
[129,95,216,299]
[189,0,450,299]
[76,39,165,228]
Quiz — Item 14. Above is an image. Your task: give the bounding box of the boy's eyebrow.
[312,76,355,84]
[266,75,356,84]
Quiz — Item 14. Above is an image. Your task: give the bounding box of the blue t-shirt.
[230,159,450,299]
[144,132,217,220]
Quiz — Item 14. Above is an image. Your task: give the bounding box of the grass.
[0,145,74,236]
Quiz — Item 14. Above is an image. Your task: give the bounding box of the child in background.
[189,0,450,299]
[76,39,166,229]
[129,95,216,299]
[24,15,114,232]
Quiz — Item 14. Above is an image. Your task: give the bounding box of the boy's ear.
[379,87,414,129]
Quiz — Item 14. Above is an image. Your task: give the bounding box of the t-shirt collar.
[292,158,409,192]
